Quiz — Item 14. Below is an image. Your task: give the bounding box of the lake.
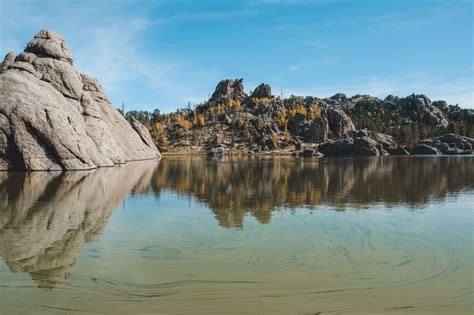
[0,156,473,314]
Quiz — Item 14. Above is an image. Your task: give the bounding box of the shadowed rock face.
[0,160,159,290]
[152,157,474,228]
[0,29,160,170]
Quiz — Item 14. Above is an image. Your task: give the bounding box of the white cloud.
[1,0,471,111]
[0,0,189,109]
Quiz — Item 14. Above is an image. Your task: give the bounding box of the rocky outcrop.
[0,52,15,73]
[251,83,272,99]
[412,144,442,155]
[317,131,473,157]
[210,78,247,102]
[357,129,409,155]
[399,94,449,128]
[416,134,473,155]
[0,29,160,170]
[319,135,380,157]
[326,108,356,139]
[138,78,472,155]
[317,129,410,157]
[308,108,355,143]
[308,116,329,143]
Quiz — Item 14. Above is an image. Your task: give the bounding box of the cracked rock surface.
[0,29,160,170]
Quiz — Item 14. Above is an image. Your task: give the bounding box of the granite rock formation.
[145,79,472,155]
[414,134,473,155]
[0,29,160,171]
[210,78,247,102]
[251,83,272,99]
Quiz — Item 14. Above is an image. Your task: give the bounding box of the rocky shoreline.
[130,79,473,158]
[200,132,473,158]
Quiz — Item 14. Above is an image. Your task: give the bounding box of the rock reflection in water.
[0,156,472,292]
[0,160,158,291]
[152,156,474,228]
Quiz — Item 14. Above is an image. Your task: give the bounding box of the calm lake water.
[0,156,473,314]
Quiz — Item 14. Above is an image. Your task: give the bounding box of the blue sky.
[1,0,472,112]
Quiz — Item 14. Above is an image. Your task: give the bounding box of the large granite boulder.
[308,108,355,142]
[319,136,380,157]
[357,129,409,155]
[210,78,247,102]
[308,116,329,143]
[0,29,160,171]
[0,52,15,72]
[251,83,272,99]
[317,129,411,157]
[326,108,355,139]
[412,144,442,155]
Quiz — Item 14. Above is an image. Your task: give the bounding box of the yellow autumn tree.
[276,111,287,128]
[197,114,205,127]
[288,106,307,118]
[176,116,191,131]
[310,105,321,120]
[155,122,164,135]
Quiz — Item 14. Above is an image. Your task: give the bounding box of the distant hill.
[126,79,473,156]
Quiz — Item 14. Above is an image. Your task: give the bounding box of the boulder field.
[138,77,473,156]
[0,30,160,171]
[316,132,472,157]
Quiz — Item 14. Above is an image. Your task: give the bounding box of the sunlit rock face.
[152,156,474,228]
[0,160,159,290]
[0,29,160,171]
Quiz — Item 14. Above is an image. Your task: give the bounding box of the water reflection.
[152,156,474,228]
[0,161,158,290]
[0,156,472,291]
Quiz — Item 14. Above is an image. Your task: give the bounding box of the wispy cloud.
[2,0,471,110]
[0,0,207,110]
[71,15,180,94]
